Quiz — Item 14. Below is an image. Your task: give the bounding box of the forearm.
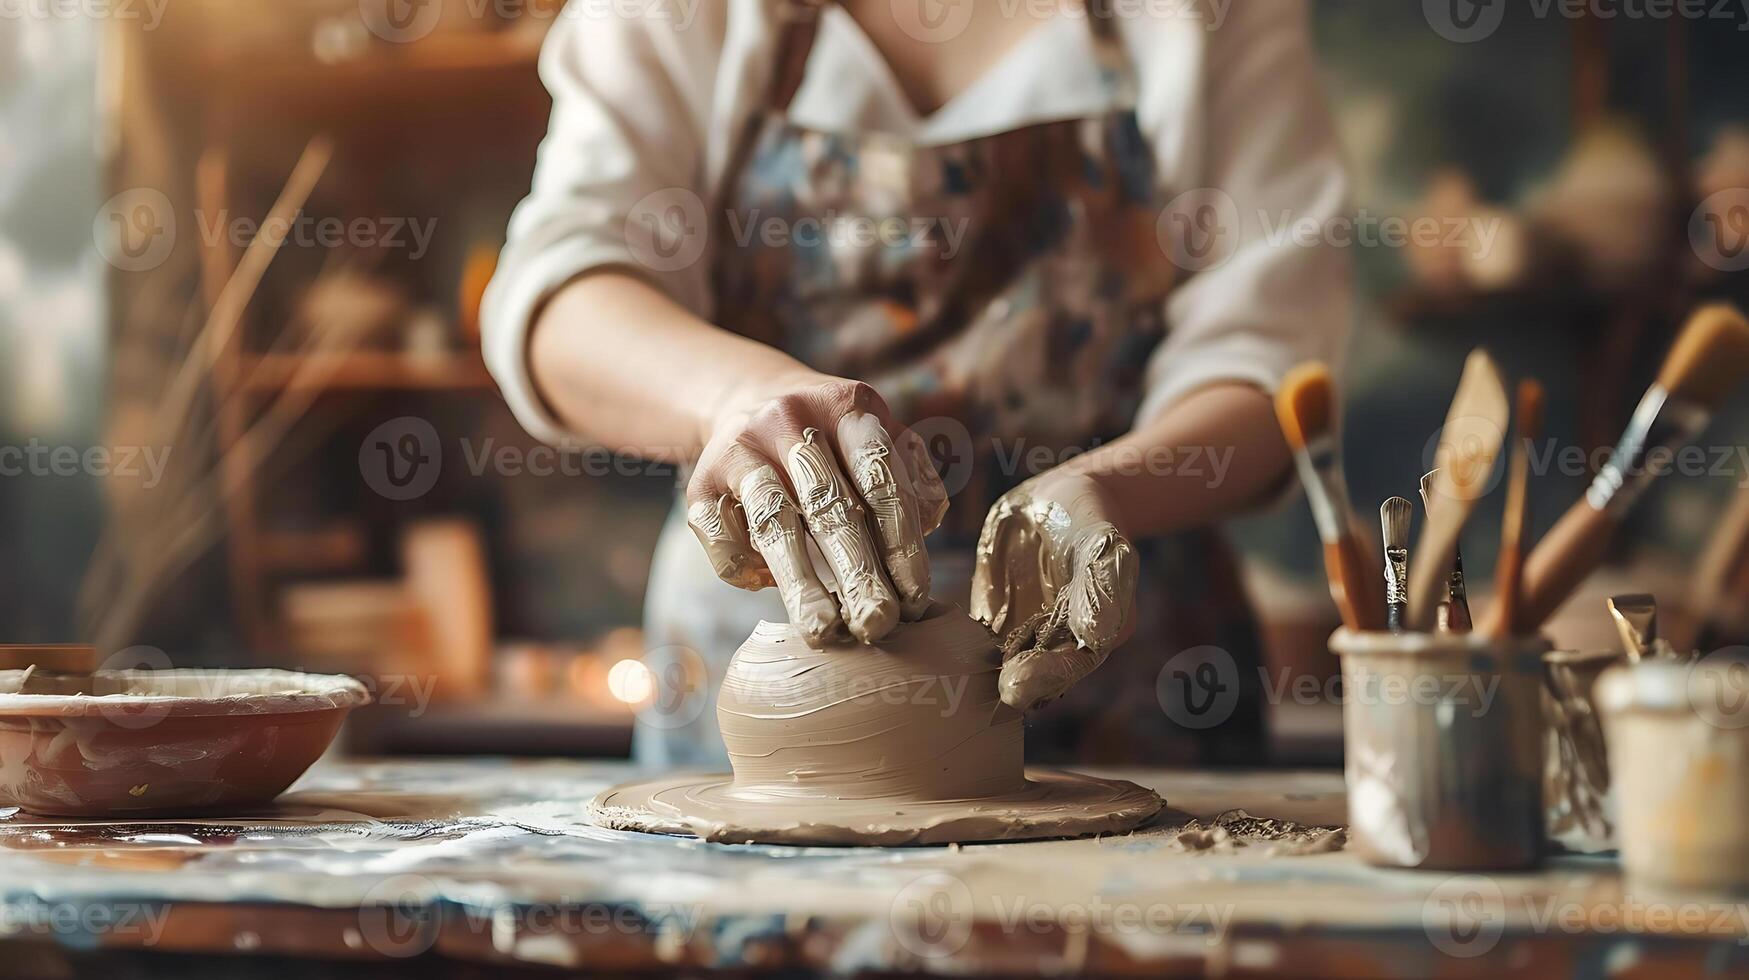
[1061,382,1290,538]
[529,271,821,462]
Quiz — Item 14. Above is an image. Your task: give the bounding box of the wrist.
[698,364,834,448]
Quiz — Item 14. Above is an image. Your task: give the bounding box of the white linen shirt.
[482,0,1352,445]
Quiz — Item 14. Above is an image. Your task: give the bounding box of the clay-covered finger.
[685,493,770,591]
[998,636,1108,712]
[735,463,841,644]
[994,522,1135,710]
[972,491,1063,639]
[837,412,931,620]
[784,428,900,643]
[897,427,950,535]
[969,494,1023,635]
[1063,523,1137,655]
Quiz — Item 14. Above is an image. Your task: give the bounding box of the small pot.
[0,669,369,816]
[1597,656,1749,895]
[1331,629,1549,870]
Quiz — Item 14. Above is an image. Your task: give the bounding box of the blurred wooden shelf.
[205,32,544,94]
[239,351,495,393]
[259,523,368,572]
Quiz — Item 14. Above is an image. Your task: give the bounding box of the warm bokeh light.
[605,658,654,707]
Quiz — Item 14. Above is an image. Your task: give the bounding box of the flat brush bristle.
[1659,303,1749,409]
[1276,362,1334,450]
[1380,497,1412,551]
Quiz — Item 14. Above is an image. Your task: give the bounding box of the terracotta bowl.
[0,669,370,817]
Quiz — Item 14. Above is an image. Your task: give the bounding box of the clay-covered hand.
[971,469,1138,711]
[685,375,948,645]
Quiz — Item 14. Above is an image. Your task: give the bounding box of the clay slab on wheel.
[0,669,369,817]
[592,607,1164,845]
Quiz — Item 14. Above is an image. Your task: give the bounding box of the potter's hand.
[685,375,947,645]
[971,470,1138,710]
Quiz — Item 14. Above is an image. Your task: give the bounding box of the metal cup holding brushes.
[1332,628,1549,870]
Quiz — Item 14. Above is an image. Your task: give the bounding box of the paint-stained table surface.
[1,759,1744,977]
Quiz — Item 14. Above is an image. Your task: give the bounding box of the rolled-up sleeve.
[481,8,725,444]
[1135,0,1351,427]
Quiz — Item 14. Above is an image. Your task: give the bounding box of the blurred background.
[4,0,1749,763]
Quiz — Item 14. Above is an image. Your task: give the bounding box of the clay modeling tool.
[1380,497,1413,633]
[1417,471,1471,631]
[1493,304,1749,633]
[1277,363,1386,632]
[1492,380,1544,639]
[1407,350,1509,632]
[1606,594,1657,662]
[0,644,97,695]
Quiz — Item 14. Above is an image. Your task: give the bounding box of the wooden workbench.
[1,760,1743,977]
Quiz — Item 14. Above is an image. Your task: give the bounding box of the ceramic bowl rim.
[0,668,372,717]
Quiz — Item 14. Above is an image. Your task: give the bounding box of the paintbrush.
[1492,380,1544,639]
[1407,350,1509,632]
[1380,497,1413,633]
[1418,471,1471,632]
[1489,304,1749,634]
[1277,363,1386,632]
[1606,594,1656,661]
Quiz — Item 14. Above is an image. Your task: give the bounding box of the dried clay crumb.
[1168,809,1346,856]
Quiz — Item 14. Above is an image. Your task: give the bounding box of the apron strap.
[766,0,829,113]
[1084,0,1140,109]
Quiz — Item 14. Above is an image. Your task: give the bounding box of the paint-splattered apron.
[639,2,1265,769]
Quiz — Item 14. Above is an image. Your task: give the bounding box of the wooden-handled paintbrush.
[1491,380,1544,638]
[1277,363,1387,632]
[1487,304,1749,634]
[1380,497,1413,633]
[1407,349,1510,631]
[1418,470,1471,632]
